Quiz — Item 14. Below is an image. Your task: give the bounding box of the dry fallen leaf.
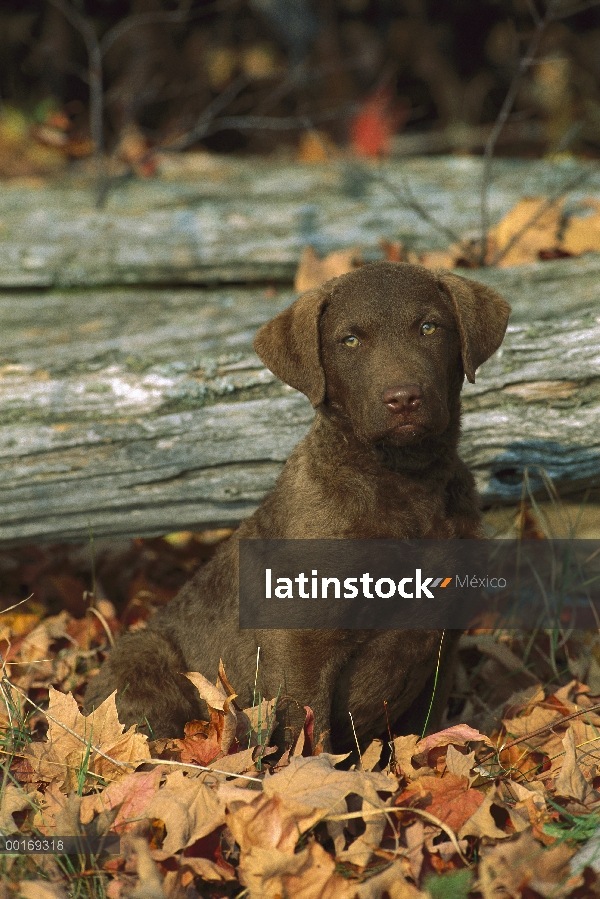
[361,738,383,771]
[445,743,476,780]
[79,766,164,831]
[554,727,589,801]
[241,696,278,750]
[177,854,237,883]
[296,131,337,163]
[294,246,362,292]
[10,526,600,899]
[17,884,68,899]
[357,859,429,898]
[417,724,493,756]
[23,687,150,791]
[396,772,485,833]
[458,786,510,841]
[129,836,165,899]
[487,196,562,266]
[185,669,237,754]
[144,769,225,853]
[227,792,322,855]
[564,718,600,780]
[240,839,355,899]
[263,753,394,813]
[419,249,462,270]
[503,780,547,833]
[561,200,600,255]
[175,717,224,766]
[479,831,578,899]
[0,784,41,834]
[391,734,424,779]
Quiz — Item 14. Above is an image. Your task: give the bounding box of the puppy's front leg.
[85,629,206,738]
[259,629,354,753]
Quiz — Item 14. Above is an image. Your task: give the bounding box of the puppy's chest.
[327,470,458,538]
[374,481,456,538]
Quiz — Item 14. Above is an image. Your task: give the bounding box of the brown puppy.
[85,262,510,751]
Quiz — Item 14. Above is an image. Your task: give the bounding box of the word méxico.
[265,569,484,600]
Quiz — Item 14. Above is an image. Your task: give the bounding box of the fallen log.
[0,267,597,545]
[2,155,600,288]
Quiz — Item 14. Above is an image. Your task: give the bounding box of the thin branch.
[46,0,239,205]
[165,78,353,151]
[371,170,480,266]
[99,0,237,57]
[479,0,561,262]
[47,0,105,203]
[47,0,103,155]
[6,685,264,783]
[9,682,135,771]
[479,700,600,764]
[524,0,543,27]
[201,108,352,135]
[167,74,250,151]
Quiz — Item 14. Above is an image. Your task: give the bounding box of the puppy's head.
[254,262,510,445]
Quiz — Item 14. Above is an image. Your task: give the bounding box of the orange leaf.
[296,131,337,163]
[396,773,485,832]
[294,246,361,292]
[487,197,562,266]
[174,718,224,766]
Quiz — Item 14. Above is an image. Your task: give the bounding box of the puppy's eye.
[420,322,437,336]
[342,335,360,347]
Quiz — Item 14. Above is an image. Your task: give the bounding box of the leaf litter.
[0,584,600,899]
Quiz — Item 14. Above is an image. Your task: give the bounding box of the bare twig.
[9,681,136,770]
[479,0,600,264]
[479,0,561,262]
[48,0,105,199]
[479,700,600,764]
[7,680,263,783]
[167,74,250,151]
[169,98,353,151]
[371,170,480,265]
[46,0,234,204]
[524,0,543,27]
[98,2,233,57]
[0,596,32,616]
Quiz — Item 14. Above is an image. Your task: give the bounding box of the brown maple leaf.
[23,687,150,791]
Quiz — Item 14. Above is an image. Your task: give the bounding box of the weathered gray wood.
[0,270,597,544]
[467,254,600,322]
[1,155,600,288]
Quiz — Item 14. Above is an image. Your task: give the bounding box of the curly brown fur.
[85,262,510,751]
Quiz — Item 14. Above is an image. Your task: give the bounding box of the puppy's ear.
[436,271,511,383]
[253,285,330,407]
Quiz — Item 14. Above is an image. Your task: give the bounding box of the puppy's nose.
[382,384,423,414]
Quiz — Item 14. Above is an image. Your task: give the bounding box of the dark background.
[2,0,600,159]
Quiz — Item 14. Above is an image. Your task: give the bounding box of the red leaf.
[349,89,408,157]
[396,773,485,833]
